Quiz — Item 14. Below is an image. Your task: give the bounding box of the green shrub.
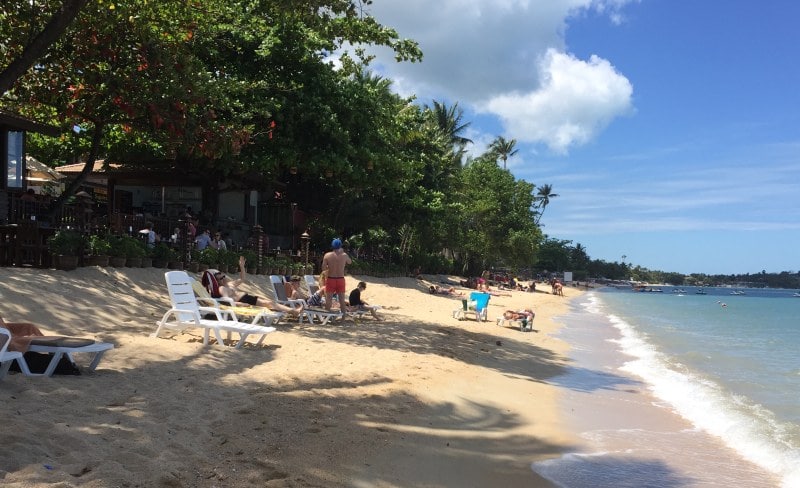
[150,243,177,261]
[48,229,85,256]
[240,249,258,269]
[218,249,240,269]
[198,247,219,265]
[87,234,112,256]
[108,235,146,258]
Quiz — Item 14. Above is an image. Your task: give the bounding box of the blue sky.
[363,0,800,275]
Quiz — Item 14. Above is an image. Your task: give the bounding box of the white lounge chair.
[1,327,114,377]
[496,317,535,332]
[268,275,307,307]
[268,275,342,325]
[190,277,284,327]
[1,327,29,379]
[154,271,277,348]
[303,275,320,295]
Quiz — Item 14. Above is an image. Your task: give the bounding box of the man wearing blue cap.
[322,237,352,316]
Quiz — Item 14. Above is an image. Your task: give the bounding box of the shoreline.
[0,267,583,487]
[534,290,783,487]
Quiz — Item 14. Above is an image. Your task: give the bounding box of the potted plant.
[258,256,273,275]
[108,235,129,267]
[190,249,205,271]
[276,258,292,276]
[123,236,147,267]
[218,248,239,273]
[150,243,174,268]
[48,229,85,270]
[198,247,219,270]
[85,233,111,267]
[241,249,258,274]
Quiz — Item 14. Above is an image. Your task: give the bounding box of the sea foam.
[606,310,800,487]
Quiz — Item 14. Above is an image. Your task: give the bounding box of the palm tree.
[428,100,473,174]
[534,183,559,225]
[488,136,518,169]
[430,100,473,148]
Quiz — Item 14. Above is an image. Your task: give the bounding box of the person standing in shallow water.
[322,238,351,316]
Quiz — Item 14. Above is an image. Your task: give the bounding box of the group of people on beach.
[200,237,382,321]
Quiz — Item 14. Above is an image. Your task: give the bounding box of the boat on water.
[696,288,708,295]
[793,292,800,297]
[634,286,663,293]
[730,290,746,295]
[674,289,687,294]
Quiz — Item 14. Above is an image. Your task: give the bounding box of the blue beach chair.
[453,292,491,322]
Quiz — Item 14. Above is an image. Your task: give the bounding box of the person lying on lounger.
[203,256,302,316]
[479,284,513,297]
[503,308,535,321]
[429,285,463,296]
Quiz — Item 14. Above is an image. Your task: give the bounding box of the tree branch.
[0,0,89,95]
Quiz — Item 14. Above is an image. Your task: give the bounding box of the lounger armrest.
[159,308,205,324]
[198,306,226,321]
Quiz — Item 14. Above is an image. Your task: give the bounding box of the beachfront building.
[0,110,61,223]
[52,160,309,253]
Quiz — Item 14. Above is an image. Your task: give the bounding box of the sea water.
[532,286,800,487]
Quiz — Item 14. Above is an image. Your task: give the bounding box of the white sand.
[0,266,581,487]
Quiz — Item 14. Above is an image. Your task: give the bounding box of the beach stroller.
[453,292,491,322]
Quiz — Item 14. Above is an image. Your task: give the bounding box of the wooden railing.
[1,192,322,270]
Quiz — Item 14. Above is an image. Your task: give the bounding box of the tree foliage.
[2,0,562,277]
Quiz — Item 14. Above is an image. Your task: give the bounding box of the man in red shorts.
[322,238,352,316]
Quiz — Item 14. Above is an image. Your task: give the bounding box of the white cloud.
[365,0,637,154]
[480,49,633,153]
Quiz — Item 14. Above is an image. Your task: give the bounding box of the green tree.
[457,158,541,273]
[0,0,89,94]
[8,0,423,219]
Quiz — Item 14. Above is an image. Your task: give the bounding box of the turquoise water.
[533,286,800,487]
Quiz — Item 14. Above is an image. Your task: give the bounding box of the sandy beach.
[0,266,581,487]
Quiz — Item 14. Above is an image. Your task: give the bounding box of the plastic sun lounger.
[155,271,277,349]
[268,275,344,325]
[27,337,114,376]
[190,278,285,327]
[1,327,114,377]
[453,292,491,322]
[1,327,26,380]
[496,317,535,332]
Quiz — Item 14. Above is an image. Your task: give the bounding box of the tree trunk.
[47,122,104,221]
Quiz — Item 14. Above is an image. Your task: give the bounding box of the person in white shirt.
[139,222,158,247]
[210,231,227,250]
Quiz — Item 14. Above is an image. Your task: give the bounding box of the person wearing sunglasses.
[210,232,227,251]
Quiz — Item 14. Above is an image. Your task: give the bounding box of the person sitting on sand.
[348,281,382,320]
[202,256,302,316]
[429,284,463,296]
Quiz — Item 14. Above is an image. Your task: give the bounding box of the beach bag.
[9,352,81,375]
